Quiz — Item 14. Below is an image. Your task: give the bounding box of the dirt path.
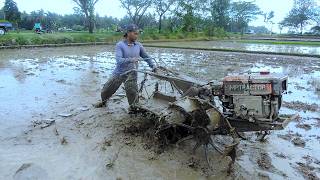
[0,45,319,179]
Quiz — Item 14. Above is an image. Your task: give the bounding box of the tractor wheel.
[0,28,5,35]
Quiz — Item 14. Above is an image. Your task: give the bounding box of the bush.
[30,35,44,44]
[150,33,160,40]
[15,36,30,45]
[205,26,227,38]
[177,33,185,39]
[72,25,85,31]
[0,36,13,46]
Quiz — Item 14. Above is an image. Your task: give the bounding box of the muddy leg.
[101,75,124,105]
[204,144,212,169]
[124,71,138,106]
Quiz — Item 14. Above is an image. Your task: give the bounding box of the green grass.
[0,31,210,46]
[0,30,227,47]
[0,31,123,46]
[236,39,320,46]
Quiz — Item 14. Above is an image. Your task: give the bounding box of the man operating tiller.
[94,24,157,111]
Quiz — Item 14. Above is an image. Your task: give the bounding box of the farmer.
[94,24,157,109]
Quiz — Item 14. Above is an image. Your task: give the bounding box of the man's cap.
[125,24,139,33]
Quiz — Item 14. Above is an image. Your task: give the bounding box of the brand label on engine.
[224,83,272,95]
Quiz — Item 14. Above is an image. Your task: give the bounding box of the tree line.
[0,0,319,35]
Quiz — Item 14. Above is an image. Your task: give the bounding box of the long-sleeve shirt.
[113,39,155,75]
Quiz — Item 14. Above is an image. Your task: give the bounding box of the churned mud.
[0,45,319,179]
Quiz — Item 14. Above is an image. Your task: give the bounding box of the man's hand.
[130,58,139,63]
[152,67,158,73]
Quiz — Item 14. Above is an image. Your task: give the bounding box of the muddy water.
[0,45,320,179]
[146,41,320,56]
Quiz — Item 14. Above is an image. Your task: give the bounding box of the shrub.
[205,26,227,38]
[72,25,85,31]
[15,36,30,45]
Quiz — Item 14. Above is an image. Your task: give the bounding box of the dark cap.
[125,24,139,33]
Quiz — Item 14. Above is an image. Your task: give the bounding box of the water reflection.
[244,43,320,55]
[146,41,320,56]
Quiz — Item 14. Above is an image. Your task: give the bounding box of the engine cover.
[221,72,288,122]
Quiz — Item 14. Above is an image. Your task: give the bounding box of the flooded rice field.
[0,45,320,179]
[145,41,320,56]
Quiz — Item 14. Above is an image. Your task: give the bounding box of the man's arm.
[139,43,155,69]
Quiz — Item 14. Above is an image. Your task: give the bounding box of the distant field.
[144,40,320,57]
[1,31,320,49]
[237,39,320,46]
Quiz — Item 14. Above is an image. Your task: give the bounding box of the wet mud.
[145,40,320,56]
[0,45,319,179]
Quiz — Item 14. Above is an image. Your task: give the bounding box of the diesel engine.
[217,72,288,122]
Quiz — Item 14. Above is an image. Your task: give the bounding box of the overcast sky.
[0,0,317,32]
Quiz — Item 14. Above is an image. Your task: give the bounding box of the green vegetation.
[280,0,318,34]
[0,0,267,35]
[1,0,319,44]
[3,0,20,25]
[0,30,225,46]
[0,31,119,46]
[0,0,319,48]
[72,0,99,33]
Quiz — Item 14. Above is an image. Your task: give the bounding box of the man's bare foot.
[93,101,106,108]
